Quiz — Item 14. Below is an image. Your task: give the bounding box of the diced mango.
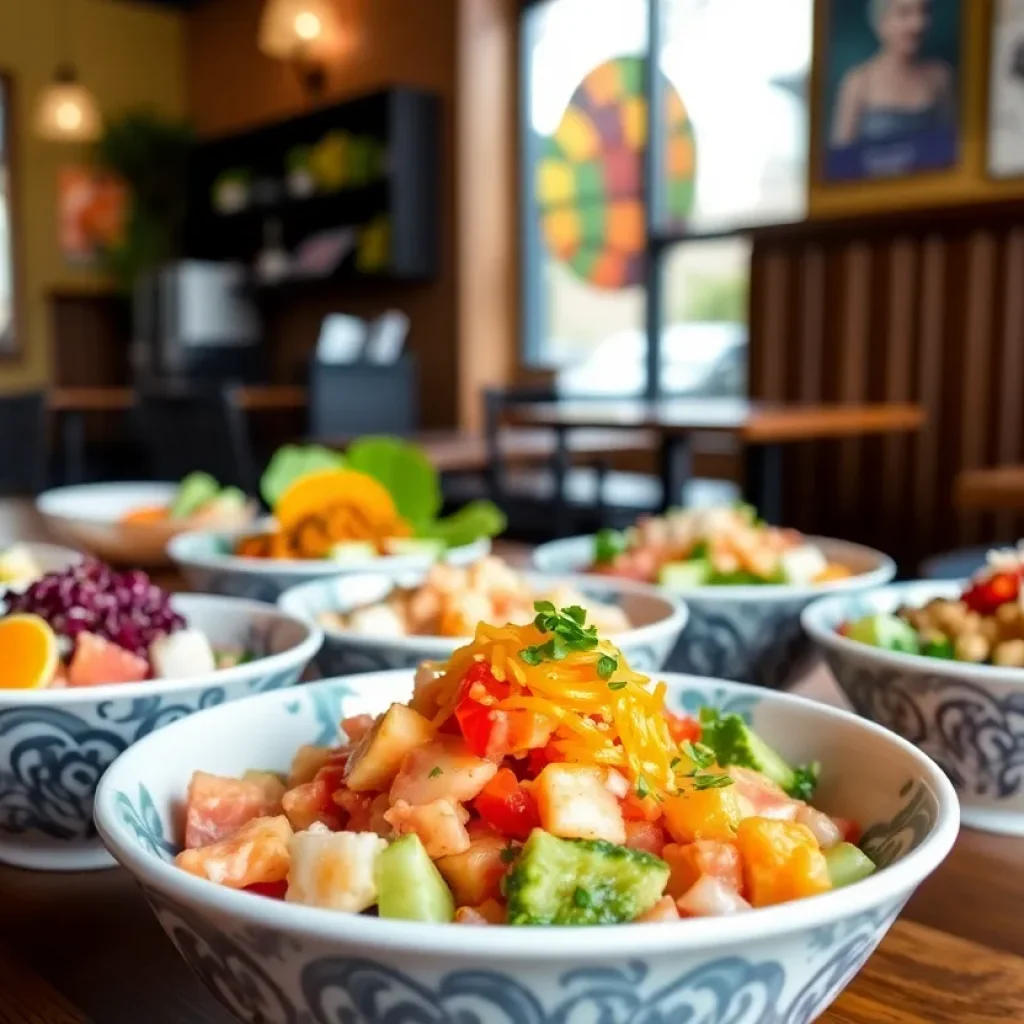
[661,783,742,844]
[175,815,292,889]
[735,817,832,908]
[345,703,436,792]
[288,745,335,787]
[661,840,743,900]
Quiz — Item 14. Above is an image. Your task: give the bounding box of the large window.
[522,0,811,397]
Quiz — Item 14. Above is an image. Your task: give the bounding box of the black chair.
[133,382,257,494]
[0,391,47,495]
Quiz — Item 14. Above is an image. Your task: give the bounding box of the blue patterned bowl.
[0,593,323,872]
[94,671,957,1024]
[533,535,895,688]
[168,529,492,604]
[803,580,1024,836]
[277,570,688,678]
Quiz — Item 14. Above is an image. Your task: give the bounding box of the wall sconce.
[34,0,102,142]
[258,0,339,99]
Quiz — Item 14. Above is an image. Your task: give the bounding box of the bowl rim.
[37,481,181,525]
[802,578,1024,684]
[276,568,689,655]
[167,529,492,578]
[532,534,897,601]
[0,592,323,705]
[94,669,960,960]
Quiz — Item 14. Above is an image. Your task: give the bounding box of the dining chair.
[133,381,258,494]
[0,390,47,495]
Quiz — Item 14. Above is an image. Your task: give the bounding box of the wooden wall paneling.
[758,250,788,401]
[793,245,825,533]
[959,232,997,546]
[995,229,1024,542]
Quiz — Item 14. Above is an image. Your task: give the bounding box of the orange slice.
[0,614,60,689]
[275,469,398,529]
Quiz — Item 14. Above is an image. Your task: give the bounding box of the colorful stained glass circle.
[537,56,696,290]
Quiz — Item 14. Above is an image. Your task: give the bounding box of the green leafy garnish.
[519,602,603,666]
[428,766,443,779]
[788,763,821,802]
[597,654,618,680]
[607,679,627,691]
[594,528,628,564]
[346,436,442,528]
[500,844,519,864]
[260,444,345,507]
[680,739,716,771]
[573,886,593,909]
[691,773,735,791]
[635,775,651,800]
[419,500,507,549]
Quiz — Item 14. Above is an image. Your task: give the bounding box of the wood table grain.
[0,508,1018,1023]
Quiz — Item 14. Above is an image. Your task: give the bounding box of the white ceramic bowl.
[36,482,255,568]
[95,671,957,1024]
[803,579,1024,836]
[0,593,322,871]
[278,569,689,677]
[534,535,896,689]
[169,529,492,604]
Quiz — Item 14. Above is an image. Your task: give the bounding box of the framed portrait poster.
[821,0,962,183]
[988,0,1024,178]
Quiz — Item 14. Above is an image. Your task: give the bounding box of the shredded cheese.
[427,620,680,794]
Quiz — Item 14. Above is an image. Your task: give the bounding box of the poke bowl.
[533,507,895,688]
[94,609,957,1024]
[0,559,322,870]
[37,475,256,568]
[803,547,1024,836]
[277,555,688,677]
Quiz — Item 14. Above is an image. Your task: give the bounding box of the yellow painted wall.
[810,0,1024,217]
[0,0,184,389]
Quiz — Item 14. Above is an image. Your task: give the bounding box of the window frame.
[519,0,804,397]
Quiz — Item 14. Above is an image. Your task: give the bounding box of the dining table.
[0,501,1019,1024]
[505,398,925,526]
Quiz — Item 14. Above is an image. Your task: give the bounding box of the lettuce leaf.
[345,436,442,529]
[419,500,507,548]
[260,444,345,507]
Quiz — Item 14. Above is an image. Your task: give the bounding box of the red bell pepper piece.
[963,571,1020,616]
[244,880,288,900]
[664,711,701,746]
[473,767,540,840]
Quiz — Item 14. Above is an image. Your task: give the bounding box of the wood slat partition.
[749,201,1024,572]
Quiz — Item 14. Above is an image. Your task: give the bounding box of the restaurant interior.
[1,0,1024,1022]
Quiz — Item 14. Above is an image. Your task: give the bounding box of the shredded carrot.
[430,619,680,795]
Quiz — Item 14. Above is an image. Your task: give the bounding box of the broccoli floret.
[699,708,819,801]
[504,830,669,926]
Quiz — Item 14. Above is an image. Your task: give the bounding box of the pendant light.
[34,0,102,143]
[257,0,339,98]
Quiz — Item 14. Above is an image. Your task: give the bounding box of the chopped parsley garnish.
[597,654,618,680]
[428,766,443,778]
[680,739,716,771]
[788,762,821,802]
[635,775,651,800]
[607,678,627,691]
[691,773,735,791]
[500,844,519,864]
[519,602,608,666]
[594,528,628,564]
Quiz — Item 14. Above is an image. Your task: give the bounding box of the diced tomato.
[454,663,555,760]
[526,743,561,777]
[662,840,743,900]
[473,767,540,841]
[831,816,862,845]
[244,880,288,900]
[664,711,701,746]
[621,791,662,822]
[963,571,1021,615]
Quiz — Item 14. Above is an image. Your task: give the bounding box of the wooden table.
[508,399,925,524]
[0,508,1019,1023]
[956,465,1024,512]
[47,386,308,486]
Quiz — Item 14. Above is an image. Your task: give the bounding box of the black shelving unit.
[186,88,439,281]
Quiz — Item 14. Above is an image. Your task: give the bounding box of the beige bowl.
[37,483,256,568]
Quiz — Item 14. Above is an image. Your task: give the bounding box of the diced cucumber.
[384,538,444,559]
[921,631,954,660]
[171,472,220,518]
[327,542,378,563]
[375,834,455,923]
[659,558,711,589]
[846,614,920,655]
[825,842,876,889]
[504,829,669,926]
